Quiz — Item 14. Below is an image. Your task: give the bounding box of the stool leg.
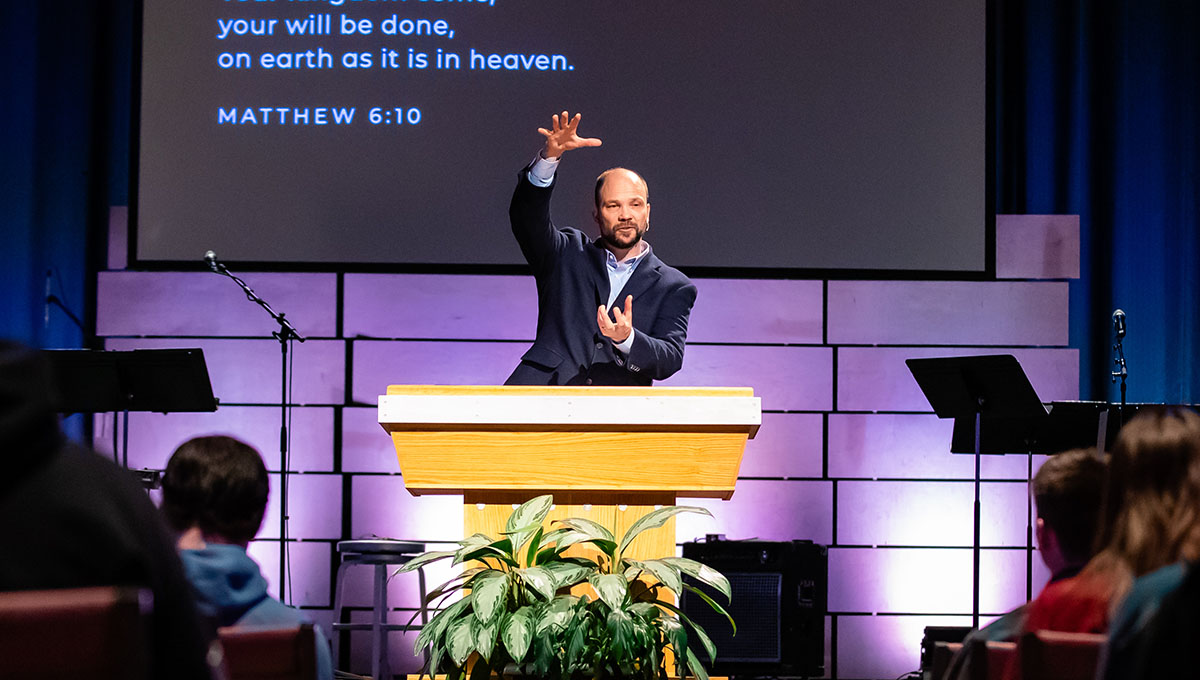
[418,567,429,626]
[418,566,430,666]
[373,563,391,680]
[331,559,353,670]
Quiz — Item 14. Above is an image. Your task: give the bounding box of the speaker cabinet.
[680,539,827,678]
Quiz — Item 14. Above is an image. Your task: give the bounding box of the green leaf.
[655,599,718,665]
[525,525,545,566]
[518,565,556,601]
[505,494,554,534]
[537,528,571,551]
[544,562,590,590]
[606,609,635,662]
[617,505,711,557]
[566,612,589,669]
[427,637,445,679]
[394,549,457,574]
[505,494,554,553]
[628,558,683,595]
[686,647,711,680]
[446,617,475,666]
[535,594,578,634]
[554,517,615,543]
[550,529,597,552]
[660,556,733,603]
[500,606,534,661]
[581,537,619,556]
[682,583,736,635]
[473,615,499,661]
[460,532,494,548]
[470,571,508,624]
[661,616,689,677]
[420,566,487,612]
[533,546,563,565]
[629,601,661,620]
[414,596,470,654]
[532,633,554,677]
[590,573,629,611]
[455,539,517,567]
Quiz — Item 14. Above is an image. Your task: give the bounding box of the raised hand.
[597,295,634,343]
[539,111,603,159]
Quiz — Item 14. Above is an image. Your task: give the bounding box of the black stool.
[331,539,428,679]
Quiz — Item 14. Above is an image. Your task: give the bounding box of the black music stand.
[906,354,1047,628]
[43,348,217,469]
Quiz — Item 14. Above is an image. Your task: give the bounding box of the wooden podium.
[378,385,760,560]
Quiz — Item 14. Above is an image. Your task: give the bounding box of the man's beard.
[602,223,645,250]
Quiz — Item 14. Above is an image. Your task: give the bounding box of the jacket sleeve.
[625,278,697,381]
[509,164,567,273]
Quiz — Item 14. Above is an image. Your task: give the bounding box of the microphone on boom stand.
[1111,308,1128,417]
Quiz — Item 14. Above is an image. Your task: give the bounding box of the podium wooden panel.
[379,385,760,561]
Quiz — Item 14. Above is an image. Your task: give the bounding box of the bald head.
[594,167,649,210]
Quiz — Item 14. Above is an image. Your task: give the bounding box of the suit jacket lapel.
[615,253,662,303]
[587,241,609,306]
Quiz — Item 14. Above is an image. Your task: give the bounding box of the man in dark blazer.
[506,111,697,386]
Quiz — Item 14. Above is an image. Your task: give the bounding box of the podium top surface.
[385,385,755,397]
[380,385,761,434]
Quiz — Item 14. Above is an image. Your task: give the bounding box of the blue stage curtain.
[995,0,1200,403]
[0,0,131,350]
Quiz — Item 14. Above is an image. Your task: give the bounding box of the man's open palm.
[598,295,634,343]
[539,111,602,159]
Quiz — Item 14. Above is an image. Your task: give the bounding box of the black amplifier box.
[680,539,827,678]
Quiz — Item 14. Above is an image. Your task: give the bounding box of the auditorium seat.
[928,640,962,679]
[0,586,150,679]
[218,623,317,680]
[1017,630,1105,680]
[962,638,1016,680]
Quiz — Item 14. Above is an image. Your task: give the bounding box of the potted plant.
[397,494,735,680]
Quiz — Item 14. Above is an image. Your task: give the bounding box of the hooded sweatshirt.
[181,544,333,680]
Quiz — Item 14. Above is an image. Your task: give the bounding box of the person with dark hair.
[162,435,333,680]
[943,448,1107,680]
[0,340,219,679]
[1019,407,1200,637]
[505,111,698,386]
[1030,448,1108,580]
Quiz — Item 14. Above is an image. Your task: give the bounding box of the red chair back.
[218,624,317,680]
[1018,629,1106,680]
[963,639,1017,680]
[0,586,150,680]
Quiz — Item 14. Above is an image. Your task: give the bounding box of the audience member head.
[1094,407,1200,579]
[1033,448,1107,576]
[0,340,64,468]
[161,435,269,547]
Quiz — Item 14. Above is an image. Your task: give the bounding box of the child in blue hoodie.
[161,435,333,680]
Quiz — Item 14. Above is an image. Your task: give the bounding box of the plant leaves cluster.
[396,495,735,680]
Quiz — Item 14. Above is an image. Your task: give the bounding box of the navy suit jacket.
[505,167,697,386]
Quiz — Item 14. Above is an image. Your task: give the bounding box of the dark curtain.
[0,0,131,350]
[2,1,1197,402]
[995,0,1200,403]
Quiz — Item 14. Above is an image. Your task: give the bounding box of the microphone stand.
[206,256,305,603]
[1111,311,1128,426]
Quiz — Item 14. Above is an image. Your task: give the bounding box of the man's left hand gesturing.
[598,295,634,343]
